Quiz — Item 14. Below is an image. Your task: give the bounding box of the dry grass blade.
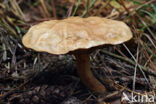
[10,0,26,21]
[40,0,50,17]
[123,44,151,87]
[132,42,139,91]
[0,0,155,103]
[51,0,57,19]
[101,50,156,76]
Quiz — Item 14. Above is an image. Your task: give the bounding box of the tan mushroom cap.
[22,16,132,54]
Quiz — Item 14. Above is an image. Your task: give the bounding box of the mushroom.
[22,17,133,93]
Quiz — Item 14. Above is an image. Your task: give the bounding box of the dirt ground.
[0,0,156,104]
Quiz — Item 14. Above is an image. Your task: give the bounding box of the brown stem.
[74,52,106,93]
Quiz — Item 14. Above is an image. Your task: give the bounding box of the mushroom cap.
[22,16,133,54]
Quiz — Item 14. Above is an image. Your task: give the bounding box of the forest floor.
[0,0,156,104]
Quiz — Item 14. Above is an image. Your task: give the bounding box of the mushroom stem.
[74,52,106,93]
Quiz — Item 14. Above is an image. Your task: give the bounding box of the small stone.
[60,92,65,97]
[35,86,40,92]
[32,95,39,103]
[27,91,33,96]
[32,90,36,94]
[39,89,46,97]
[41,85,48,90]
[25,98,30,104]
[53,88,60,94]
[46,88,51,95]
[62,97,82,104]
[19,98,24,103]
[41,100,45,104]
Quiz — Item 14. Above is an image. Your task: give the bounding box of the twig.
[0,79,29,100]
[66,3,74,17]
[115,82,155,96]
[132,42,139,90]
[143,33,156,49]
[118,0,130,13]
[40,0,50,17]
[51,0,57,19]
[123,44,151,87]
[10,0,26,21]
[100,50,156,76]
